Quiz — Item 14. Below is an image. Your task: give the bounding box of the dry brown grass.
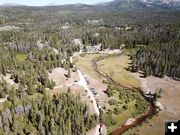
[97,54,140,88]
[76,54,104,81]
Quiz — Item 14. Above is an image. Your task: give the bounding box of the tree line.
[0,92,98,135]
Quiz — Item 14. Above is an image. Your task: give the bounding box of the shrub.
[107,88,115,97]
[122,105,128,110]
[104,112,117,127]
[108,99,117,106]
[114,107,122,115]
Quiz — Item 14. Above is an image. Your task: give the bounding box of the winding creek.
[91,54,156,135]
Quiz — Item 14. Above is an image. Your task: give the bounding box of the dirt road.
[77,70,101,135]
[77,70,100,115]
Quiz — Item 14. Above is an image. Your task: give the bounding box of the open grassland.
[97,54,140,88]
[76,54,104,81]
[15,52,27,63]
[104,86,148,133]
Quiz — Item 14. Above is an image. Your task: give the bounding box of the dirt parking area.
[84,74,108,109]
[49,67,97,114]
[49,67,79,86]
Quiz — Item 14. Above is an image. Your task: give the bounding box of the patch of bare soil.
[129,73,180,135]
[49,67,79,86]
[0,74,15,85]
[99,49,122,55]
[146,76,180,117]
[0,25,19,31]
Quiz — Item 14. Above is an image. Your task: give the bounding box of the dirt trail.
[77,70,101,135]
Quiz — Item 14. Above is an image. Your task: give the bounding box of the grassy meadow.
[97,54,140,88]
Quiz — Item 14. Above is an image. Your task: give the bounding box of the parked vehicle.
[99,127,102,135]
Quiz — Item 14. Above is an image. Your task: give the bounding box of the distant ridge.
[96,0,180,11]
[45,2,60,6]
[0,2,22,7]
[0,0,180,11]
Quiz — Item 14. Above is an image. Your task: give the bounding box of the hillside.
[0,0,180,12]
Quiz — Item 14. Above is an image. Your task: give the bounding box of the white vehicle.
[99,127,102,135]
